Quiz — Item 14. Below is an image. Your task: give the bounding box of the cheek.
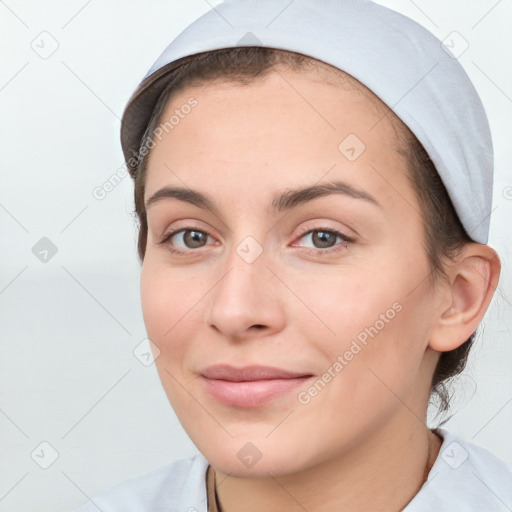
[140,260,202,413]
[292,263,403,349]
[295,248,433,381]
[140,261,168,340]
[321,281,433,416]
[140,259,195,362]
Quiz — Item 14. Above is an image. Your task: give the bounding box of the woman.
[74,0,511,510]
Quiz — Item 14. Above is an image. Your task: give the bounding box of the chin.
[193,432,315,478]
[206,449,300,478]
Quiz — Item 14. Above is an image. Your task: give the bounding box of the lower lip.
[200,376,313,408]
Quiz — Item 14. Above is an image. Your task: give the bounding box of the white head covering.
[120,0,493,244]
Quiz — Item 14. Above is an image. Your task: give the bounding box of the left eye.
[295,228,351,251]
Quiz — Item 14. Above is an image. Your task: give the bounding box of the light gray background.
[1,1,511,511]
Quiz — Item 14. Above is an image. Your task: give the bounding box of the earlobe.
[428,243,501,352]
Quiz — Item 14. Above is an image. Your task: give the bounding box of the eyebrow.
[145,180,381,215]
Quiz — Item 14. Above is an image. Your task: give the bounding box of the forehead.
[297,59,396,119]
[143,66,412,215]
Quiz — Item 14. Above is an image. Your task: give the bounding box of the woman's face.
[140,67,441,476]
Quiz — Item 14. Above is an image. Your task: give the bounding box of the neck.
[213,418,442,512]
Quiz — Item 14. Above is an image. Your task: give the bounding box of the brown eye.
[309,230,339,249]
[159,227,212,254]
[298,229,347,249]
[294,227,354,256]
[181,229,208,249]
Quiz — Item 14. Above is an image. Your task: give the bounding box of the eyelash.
[157,225,354,257]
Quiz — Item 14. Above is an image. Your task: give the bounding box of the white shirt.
[73,429,512,511]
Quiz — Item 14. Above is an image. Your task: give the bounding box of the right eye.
[158,226,214,255]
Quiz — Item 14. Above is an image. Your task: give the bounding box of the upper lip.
[200,364,312,382]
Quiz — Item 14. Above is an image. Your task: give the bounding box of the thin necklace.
[207,463,222,512]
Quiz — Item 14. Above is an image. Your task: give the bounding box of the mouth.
[199,364,314,408]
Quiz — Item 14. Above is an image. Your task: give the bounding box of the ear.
[428,243,501,352]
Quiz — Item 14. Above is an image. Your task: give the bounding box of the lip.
[199,365,314,408]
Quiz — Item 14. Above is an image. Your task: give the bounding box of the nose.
[204,239,286,342]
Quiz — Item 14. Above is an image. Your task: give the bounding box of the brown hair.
[130,47,475,418]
